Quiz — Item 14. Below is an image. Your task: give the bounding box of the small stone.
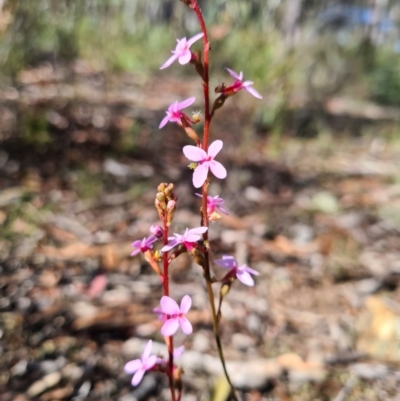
[228,359,282,390]
[192,331,211,352]
[26,371,62,397]
[231,333,255,352]
[10,360,28,377]
[350,363,389,380]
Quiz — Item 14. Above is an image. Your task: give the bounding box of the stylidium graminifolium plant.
[124,1,262,399]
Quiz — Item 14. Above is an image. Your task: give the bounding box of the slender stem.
[191,1,238,399]
[191,1,211,149]
[163,223,169,297]
[163,221,176,401]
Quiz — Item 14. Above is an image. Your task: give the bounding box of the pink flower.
[160,33,204,69]
[183,140,227,188]
[159,97,196,129]
[161,226,208,252]
[124,340,158,386]
[155,295,193,336]
[195,193,228,220]
[223,68,262,99]
[131,236,158,256]
[214,255,259,286]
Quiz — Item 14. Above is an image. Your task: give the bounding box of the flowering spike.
[183,140,227,188]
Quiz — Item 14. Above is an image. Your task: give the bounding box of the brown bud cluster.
[155,183,178,226]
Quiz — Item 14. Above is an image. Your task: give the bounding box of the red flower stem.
[191,2,238,400]
[191,1,211,149]
[163,223,170,297]
[163,221,176,401]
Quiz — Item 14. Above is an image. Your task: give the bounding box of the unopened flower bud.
[184,126,200,143]
[155,199,165,220]
[150,225,164,238]
[190,247,205,267]
[156,192,167,209]
[164,183,175,198]
[157,183,167,192]
[167,200,176,226]
[220,282,231,297]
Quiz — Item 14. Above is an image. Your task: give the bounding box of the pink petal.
[178,51,192,65]
[145,354,158,369]
[131,369,145,386]
[176,97,196,110]
[209,160,227,179]
[217,205,229,215]
[161,238,179,252]
[225,68,241,80]
[131,240,142,248]
[142,340,153,360]
[124,359,141,374]
[188,227,208,235]
[214,255,237,269]
[130,249,141,256]
[174,346,185,359]
[179,316,193,335]
[237,271,255,286]
[187,32,204,47]
[193,163,209,188]
[184,234,201,242]
[161,318,180,336]
[160,54,179,70]
[146,236,158,246]
[245,86,263,99]
[240,265,259,276]
[180,295,192,314]
[159,115,170,129]
[183,145,207,162]
[207,140,223,157]
[160,296,180,315]
[242,80,254,87]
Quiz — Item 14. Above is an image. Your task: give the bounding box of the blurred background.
[2,0,400,400]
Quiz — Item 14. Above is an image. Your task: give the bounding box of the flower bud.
[164,183,175,199]
[220,282,231,297]
[167,200,176,227]
[184,126,200,143]
[155,199,165,220]
[190,247,205,267]
[150,225,164,238]
[157,183,167,192]
[156,192,167,209]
